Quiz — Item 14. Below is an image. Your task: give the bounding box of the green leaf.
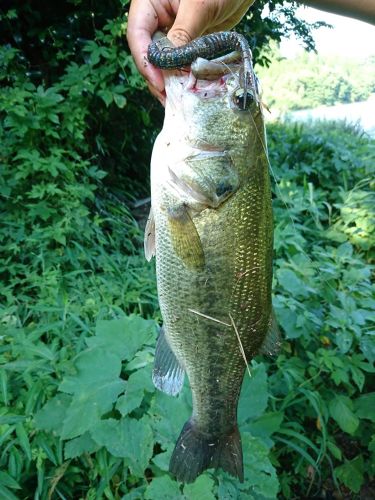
[97,89,113,106]
[150,387,192,447]
[34,394,72,433]
[336,242,353,258]
[360,336,375,363]
[354,392,375,421]
[276,428,320,457]
[152,447,172,472]
[48,113,60,124]
[238,362,268,423]
[274,299,303,339]
[113,93,127,108]
[0,472,21,490]
[327,441,342,460]
[218,477,240,500]
[144,476,182,499]
[274,436,319,476]
[244,412,284,442]
[92,417,153,476]
[61,379,125,439]
[277,268,310,298]
[0,370,8,405]
[88,316,155,361]
[241,434,279,498]
[15,423,31,461]
[350,365,365,391]
[183,475,216,499]
[64,432,100,459]
[329,395,359,435]
[122,487,147,500]
[116,365,154,416]
[335,329,353,353]
[0,484,20,500]
[335,455,364,493]
[0,415,26,425]
[59,348,122,394]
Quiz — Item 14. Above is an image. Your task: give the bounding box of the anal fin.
[153,327,184,396]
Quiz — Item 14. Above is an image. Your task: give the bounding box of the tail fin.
[169,419,243,483]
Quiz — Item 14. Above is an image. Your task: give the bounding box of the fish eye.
[232,89,254,110]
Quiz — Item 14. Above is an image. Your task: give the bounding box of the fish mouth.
[191,51,242,80]
[183,52,242,100]
[185,72,229,99]
[184,56,258,110]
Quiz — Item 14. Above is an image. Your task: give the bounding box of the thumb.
[167,0,210,46]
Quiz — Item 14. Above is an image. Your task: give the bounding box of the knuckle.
[168,27,193,46]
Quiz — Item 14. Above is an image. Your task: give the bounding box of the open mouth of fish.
[148,31,259,109]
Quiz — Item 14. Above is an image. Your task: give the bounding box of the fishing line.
[247,106,337,295]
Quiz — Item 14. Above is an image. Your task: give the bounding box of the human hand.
[126,0,255,105]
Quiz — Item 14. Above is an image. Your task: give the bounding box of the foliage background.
[257,48,375,112]
[1,1,374,498]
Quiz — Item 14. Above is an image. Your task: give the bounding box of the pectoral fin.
[168,167,208,204]
[168,205,204,270]
[144,207,156,261]
[168,153,238,211]
[259,309,281,356]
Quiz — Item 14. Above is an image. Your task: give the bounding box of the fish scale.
[145,32,277,484]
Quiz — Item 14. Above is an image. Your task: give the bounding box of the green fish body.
[145,44,276,483]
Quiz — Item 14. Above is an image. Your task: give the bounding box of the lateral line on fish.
[188,309,231,327]
[248,110,337,295]
[229,313,252,379]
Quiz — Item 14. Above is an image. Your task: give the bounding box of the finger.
[127,0,172,91]
[148,81,166,107]
[167,0,210,46]
[210,9,254,33]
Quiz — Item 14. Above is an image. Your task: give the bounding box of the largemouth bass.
[145,32,278,484]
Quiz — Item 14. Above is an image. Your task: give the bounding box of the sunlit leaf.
[329,396,359,435]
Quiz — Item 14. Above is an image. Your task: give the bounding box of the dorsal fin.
[259,309,281,356]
